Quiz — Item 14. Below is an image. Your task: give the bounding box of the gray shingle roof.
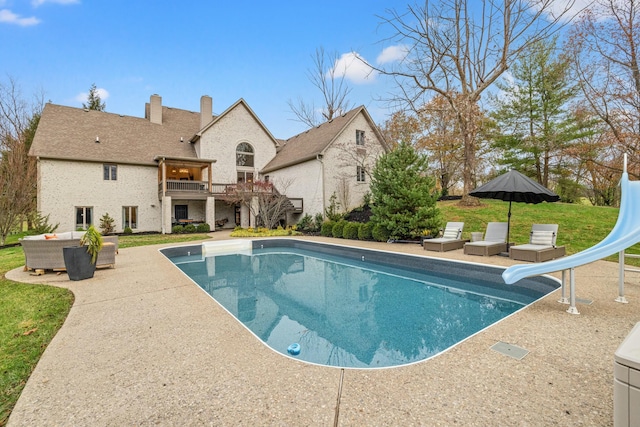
[261,106,364,173]
[31,103,202,166]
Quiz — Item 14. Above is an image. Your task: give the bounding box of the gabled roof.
[261,105,385,173]
[190,98,280,148]
[31,103,202,166]
[261,105,384,173]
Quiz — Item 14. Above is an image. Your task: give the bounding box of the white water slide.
[502,156,640,314]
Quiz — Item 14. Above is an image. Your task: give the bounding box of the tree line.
[290,0,638,207]
[375,0,639,206]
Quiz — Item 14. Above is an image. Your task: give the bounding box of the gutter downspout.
[317,154,325,215]
[161,158,167,234]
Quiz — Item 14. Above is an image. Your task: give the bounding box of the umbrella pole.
[507,200,512,250]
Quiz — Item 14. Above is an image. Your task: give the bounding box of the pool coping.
[6,232,639,426]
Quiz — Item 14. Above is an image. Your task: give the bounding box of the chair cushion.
[442,227,460,239]
[530,230,555,246]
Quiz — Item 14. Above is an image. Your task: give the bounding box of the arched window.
[236,142,254,167]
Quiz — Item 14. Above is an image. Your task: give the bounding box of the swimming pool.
[160,239,559,369]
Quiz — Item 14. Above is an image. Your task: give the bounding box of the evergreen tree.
[83,83,106,111]
[369,142,441,240]
[490,38,584,187]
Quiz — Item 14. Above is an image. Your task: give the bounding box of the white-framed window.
[103,164,117,180]
[123,206,138,230]
[356,130,365,146]
[357,166,366,182]
[75,206,93,230]
[237,171,254,183]
[236,142,254,167]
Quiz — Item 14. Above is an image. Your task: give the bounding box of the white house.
[29,95,387,233]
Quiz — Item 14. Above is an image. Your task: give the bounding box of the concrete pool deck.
[6,231,640,426]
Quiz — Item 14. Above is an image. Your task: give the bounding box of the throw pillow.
[530,230,555,246]
[442,227,460,239]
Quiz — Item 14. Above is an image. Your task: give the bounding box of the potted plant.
[63,225,103,281]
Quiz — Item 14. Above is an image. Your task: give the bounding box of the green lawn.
[438,199,640,262]
[0,202,638,426]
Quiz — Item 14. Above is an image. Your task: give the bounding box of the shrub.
[314,213,324,230]
[332,221,347,238]
[99,212,115,235]
[196,223,210,233]
[28,212,59,235]
[184,224,196,233]
[324,193,343,222]
[171,225,184,234]
[123,226,133,235]
[320,221,335,237]
[358,222,373,240]
[297,214,314,232]
[372,224,391,242]
[343,222,360,240]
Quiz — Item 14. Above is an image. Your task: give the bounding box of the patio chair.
[509,224,566,262]
[423,222,467,252]
[463,222,509,256]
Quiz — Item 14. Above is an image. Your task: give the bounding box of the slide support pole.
[567,267,580,315]
[616,250,629,303]
[558,269,569,304]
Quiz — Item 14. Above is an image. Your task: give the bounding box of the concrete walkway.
[6,232,640,426]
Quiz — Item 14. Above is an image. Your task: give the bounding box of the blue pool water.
[160,239,559,369]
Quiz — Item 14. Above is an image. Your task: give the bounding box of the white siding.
[268,160,323,216]
[38,159,161,232]
[322,114,382,212]
[268,113,385,218]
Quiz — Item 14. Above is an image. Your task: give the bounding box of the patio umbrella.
[469,169,560,250]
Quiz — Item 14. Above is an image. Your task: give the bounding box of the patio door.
[175,205,188,221]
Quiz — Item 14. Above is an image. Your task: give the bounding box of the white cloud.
[531,0,592,22]
[32,0,80,6]
[376,45,409,65]
[0,9,41,26]
[329,52,377,85]
[75,87,110,104]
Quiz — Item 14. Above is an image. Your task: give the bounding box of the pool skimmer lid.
[491,342,529,360]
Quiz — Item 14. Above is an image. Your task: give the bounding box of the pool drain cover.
[491,342,529,360]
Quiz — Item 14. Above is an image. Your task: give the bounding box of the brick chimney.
[200,95,213,130]
[150,94,162,125]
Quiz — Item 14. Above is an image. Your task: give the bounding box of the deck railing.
[158,180,303,212]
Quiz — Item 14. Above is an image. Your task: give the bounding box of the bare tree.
[0,77,42,244]
[288,47,355,127]
[376,0,574,202]
[567,0,640,174]
[224,179,295,229]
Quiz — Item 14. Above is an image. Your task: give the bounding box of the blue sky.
[1,0,591,138]
[1,0,416,138]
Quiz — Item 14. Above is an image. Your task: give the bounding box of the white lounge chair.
[509,224,566,262]
[463,222,509,256]
[423,222,466,252]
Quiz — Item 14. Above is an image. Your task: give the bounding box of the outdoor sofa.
[463,222,509,256]
[20,232,118,271]
[509,224,566,263]
[423,222,467,252]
